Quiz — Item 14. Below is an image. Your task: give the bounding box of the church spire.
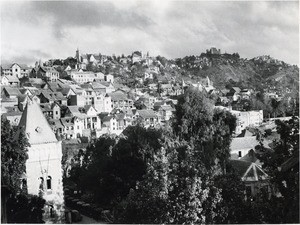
[17,99,57,145]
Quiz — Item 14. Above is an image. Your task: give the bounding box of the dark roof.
[102,115,114,122]
[229,160,252,177]
[60,117,74,126]
[40,66,59,73]
[99,112,109,120]
[40,90,66,101]
[18,94,28,102]
[48,119,64,129]
[240,149,259,163]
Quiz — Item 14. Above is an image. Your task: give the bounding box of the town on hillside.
[1,47,299,224]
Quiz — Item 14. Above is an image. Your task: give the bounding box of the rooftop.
[17,100,58,144]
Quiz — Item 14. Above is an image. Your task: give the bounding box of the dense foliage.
[66,89,299,223]
[1,116,29,192]
[256,117,299,223]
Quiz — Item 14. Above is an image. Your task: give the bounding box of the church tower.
[75,48,80,62]
[17,100,65,223]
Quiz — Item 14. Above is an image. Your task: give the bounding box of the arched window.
[47,176,52,190]
[39,177,44,191]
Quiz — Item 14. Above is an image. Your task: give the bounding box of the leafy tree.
[116,88,238,223]
[256,117,299,223]
[6,194,45,223]
[1,116,29,192]
[69,126,164,208]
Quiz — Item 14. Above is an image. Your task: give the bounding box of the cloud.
[1,1,298,66]
[2,1,154,39]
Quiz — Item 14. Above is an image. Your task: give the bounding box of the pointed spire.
[17,100,57,145]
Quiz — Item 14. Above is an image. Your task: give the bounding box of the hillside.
[170,53,299,91]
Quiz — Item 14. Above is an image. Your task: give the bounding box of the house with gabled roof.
[1,86,21,99]
[39,90,67,105]
[109,90,134,111]
[135,109,159,128]
[1,75,20,86]
[156,104,176,122]
[1,63,30,78]
[40,102,61,120]
[229,159,269,198]
[230,136,259,159]
[35,66,59,82]
[18,94,40,111]
[2,106,23,126]
[48,118,64,138]
[101,114,118,134]
[60,117,75,139]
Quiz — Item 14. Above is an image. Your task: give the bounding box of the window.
[47,176,52,190]
[238,151,242,157]
[56,111,58,115]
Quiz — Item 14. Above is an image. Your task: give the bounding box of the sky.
[1,0,299,66]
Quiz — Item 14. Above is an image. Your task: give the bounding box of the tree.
[1,116,29,192]
[116,88,238,224]
[256,117,299,223]
[69,126,164,208]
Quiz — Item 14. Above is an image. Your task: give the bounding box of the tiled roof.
[230,136,258,151]
[48,119,64,129]
[40,103,52,111]
[230,159,268,181]
[29,78,46,84]
[137,109,157,118]
[40,66,59,73]
[60,117,74,126]
[4,75,20,83]
[232,87,241,93]
[40,90,66,101]
[109,92,128,101]
[240,149,260,164]
[60,87,72,95]
[2,87,21,97]
[18,94,29,102]
[1,63,30,70]
[229,160,252,177]
[160,105,175,112]
[102,115,114,122]
[67,106,86,119]
[17,100,58,144]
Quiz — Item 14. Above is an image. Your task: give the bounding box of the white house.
[1,75,20,86]
[1,63,30,78]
